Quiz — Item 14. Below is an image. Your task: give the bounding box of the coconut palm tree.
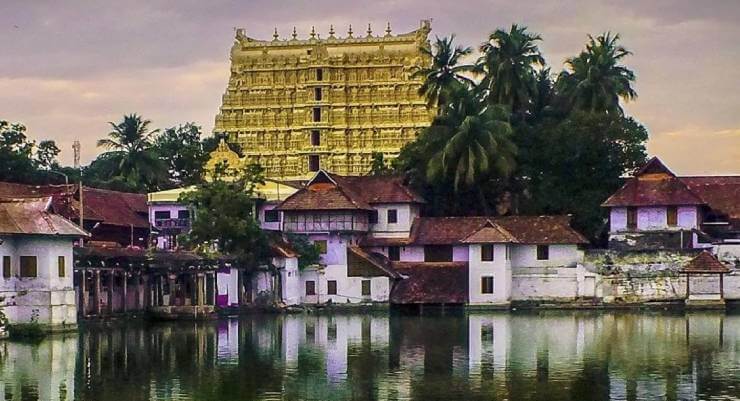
[426,89,517,193]
[412,35,475,113]
[97,113,166,191]
[556,32,637,114]
[477,24,545,117]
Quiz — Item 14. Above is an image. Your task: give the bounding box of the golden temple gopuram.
[212,20,435,180]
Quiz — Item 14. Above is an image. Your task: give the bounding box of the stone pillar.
[122,271,128,313]
[106,271,114,315]
[80,270,88,317]
[209,273,217,306]
[237,270,244,306]
[191,274,199,306]
[168,274,177,306]
[94,270,102,316]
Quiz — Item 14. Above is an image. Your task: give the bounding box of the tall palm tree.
[97,114,165,190]
[412,35,475,113]
[477,24,545,116]
[556,32,637,114]
[426,89,517,193]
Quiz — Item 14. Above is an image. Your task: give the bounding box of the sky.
[1,0,739,175]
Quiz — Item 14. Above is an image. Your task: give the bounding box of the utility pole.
[73,140,84,246]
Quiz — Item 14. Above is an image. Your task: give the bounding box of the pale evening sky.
[1,0,739,174]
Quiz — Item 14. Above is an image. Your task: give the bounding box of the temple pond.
[1,310,740,400]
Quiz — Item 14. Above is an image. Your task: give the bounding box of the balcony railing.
[154,218,191,230]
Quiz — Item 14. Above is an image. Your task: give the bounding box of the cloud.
[1,0,739,173]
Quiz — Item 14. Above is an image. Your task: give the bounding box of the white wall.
[299,265,390,304]
[369,204,419,237]
[280,257,301,305]
[258,202,281,231]
[510,244,582,268]
[0,234,77,327]
[610,206,698,232]
[468,244,512,305]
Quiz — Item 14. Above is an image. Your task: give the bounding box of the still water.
[1,311,740,401]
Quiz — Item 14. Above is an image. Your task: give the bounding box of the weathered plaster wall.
[468,244,511,305]
[300,265,390,304]
[610,206,698,233]
[369,203,418,237]
[0,235,77,327]
[510,245,581,268]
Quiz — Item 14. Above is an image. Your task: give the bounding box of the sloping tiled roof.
[681,251,730,274]
[0,197,88,236]
[601,176,704,207]
[461,220,518,243]
[682,176,740,223]
[276,171,424,211]
[347,246,400,278]
[408,215,588,245]
[0,182,149,229]
[391,262,468,304]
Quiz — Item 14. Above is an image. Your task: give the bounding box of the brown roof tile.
[681,251,730,273]
[276,171,424,211]
[681,176,740,223]
[390,262,468,304]
[0,197,88,237]
[409,215,588,245]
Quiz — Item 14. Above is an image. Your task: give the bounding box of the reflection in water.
[1,312,739,400]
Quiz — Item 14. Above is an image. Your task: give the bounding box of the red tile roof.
[682,176,740,223]
[408,215,588,245]
[681,251,730,274]
[602,158,740,228]
[347,246,400,278]
[0,182,149,229]
[276,171,424,211]
[391,262,468,304]
[0,197,88,237]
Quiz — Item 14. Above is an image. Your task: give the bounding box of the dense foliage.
[178,164,271,267]
[0,120,63,184]
[396,25,647,244]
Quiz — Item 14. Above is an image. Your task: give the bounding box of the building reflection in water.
[0,311,738,400]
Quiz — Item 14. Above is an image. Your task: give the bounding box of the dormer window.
[387,209,398,224]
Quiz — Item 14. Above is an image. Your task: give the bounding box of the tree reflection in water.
[0,311,739,400]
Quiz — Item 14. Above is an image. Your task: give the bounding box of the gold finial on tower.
[273,27,279,41]
[385,22,392,36]
[347,24,353,38]
[328,24,336,38]
[291,26,297,40]
[366,23,373,37]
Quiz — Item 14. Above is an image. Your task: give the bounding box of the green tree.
[0,120,63,184]
[412,35,474,113]
[518,111,647,242]
[397,89,516,215]
[154,123,215,186]
[368,152,393,176]
[35,140,60,170]
[556,32,637,114]
[96,113,166,192]
[477,24,545,117]
[179,163,270,267]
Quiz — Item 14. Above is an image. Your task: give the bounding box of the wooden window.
[481,244,494,261]
[314,87,322,101]
[264,209,279,223]
[536,245,549,261]
[369,210,378,224]
[316,68,323,81]
[327,280,337,295]
[314,240,328,254]
[310,130,320,146]
[2,256,10,278]
[308,155,320,172]
[177,210,190,219]
[361,280,371,296]
[154,210,170,220]
[481,276,494,294]
[627,207,637,229]
[387,209,398,224]
[667,206,678,227]
[388,246,400,261]
[312,107,321,122]
[58,256,66,278]
[305,280,316,296]
[20,256,37,278]
[424,245,453,262]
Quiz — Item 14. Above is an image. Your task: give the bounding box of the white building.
[0,197,88,330]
